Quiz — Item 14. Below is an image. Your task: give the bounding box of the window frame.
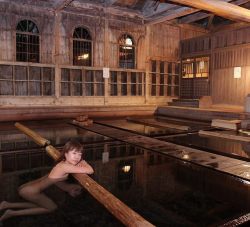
[16,19,40,63]
[182,56,210,79]
[72,27,93,66]
[118,34,136,69]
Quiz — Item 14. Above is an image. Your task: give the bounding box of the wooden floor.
[72,121,250,182]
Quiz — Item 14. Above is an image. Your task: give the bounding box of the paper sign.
[102,151,109,163]
[103,67,110,79]
[234,67,241,79]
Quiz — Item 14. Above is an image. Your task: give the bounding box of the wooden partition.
[180,25,250,107]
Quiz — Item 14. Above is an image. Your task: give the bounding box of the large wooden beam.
[145,0,233,24]
[15,122,154,227]
[178,0,250,24]
[168,0,250,23]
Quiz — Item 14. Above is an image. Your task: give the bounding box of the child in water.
[0,139,94,222]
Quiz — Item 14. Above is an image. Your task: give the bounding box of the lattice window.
[119,34,135,69]
[109,70,144,96]
[73,27,92,66]
[182,57,209,78]
[16,20,40,63]
[61,69,104,96]
[149,60,179,97]
[0,64,54,96]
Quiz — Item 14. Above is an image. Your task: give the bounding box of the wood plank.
[126,117,190,131]
[199,130,250,142]
[72,122,250,181]
[211,119,241,130]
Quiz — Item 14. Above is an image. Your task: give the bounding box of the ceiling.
[6,0,250,29]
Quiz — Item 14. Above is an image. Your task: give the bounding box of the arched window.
[16,20,40,62]
[119,34,135,69]
[73,27,92,66]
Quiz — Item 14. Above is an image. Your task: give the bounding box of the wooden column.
[54,11,62,98]
[145,25,151,104]
[169,0,250,23]
[104,14,109,105]
[15,122,154,227]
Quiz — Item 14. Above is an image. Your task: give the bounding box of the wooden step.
[168,99,199,108]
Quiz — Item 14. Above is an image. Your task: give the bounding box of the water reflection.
[0,122,108,152]
[118,160,134,190]
[161,133,250,161]
[0,140,249,226]
[0,119,249,226]
[97,119,182,136]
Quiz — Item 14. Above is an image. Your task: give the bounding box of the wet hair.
[57,139,84,163]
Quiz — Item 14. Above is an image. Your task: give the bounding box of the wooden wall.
[0,1,207,109]
[179,24,208,41]
[211,27,250,106]
[148,23,180,61]
[181,25,250,107]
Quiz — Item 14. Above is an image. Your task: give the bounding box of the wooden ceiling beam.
[144,4,177,18]
[54,0,74,11]
[178,0,250,24]
[146,6,200,25]
[168,0,250,23]
[105,0,120,6]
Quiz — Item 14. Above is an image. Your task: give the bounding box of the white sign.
[102,151,109,163]
[103,67,110,79]
[234,67,241,79]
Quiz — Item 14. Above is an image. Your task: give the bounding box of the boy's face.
[65,148,82,165]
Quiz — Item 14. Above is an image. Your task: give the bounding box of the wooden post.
[15,122,155,227]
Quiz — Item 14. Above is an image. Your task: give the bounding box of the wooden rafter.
[54,0,74,11]
[178,0,250,24]
[207,14,215,29]
[168,0,250,23]
[105,0,119,6]
[143,3,178,18]
[146,6,200,25]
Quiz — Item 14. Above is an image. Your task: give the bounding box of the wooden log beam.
[178,0,250,24]
[168,0,250,23]
[15,122,50,146]
[15,122,154,227]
